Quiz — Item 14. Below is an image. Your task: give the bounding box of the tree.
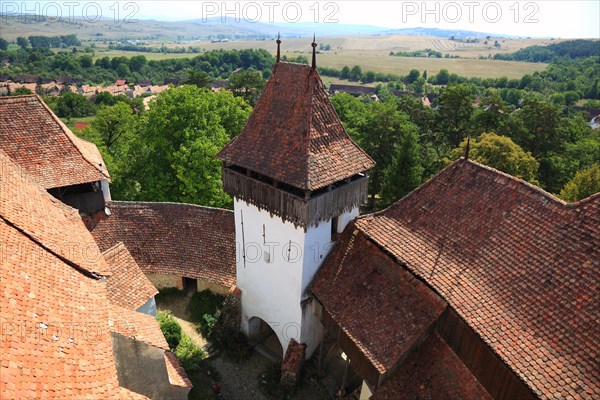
[473,92,508,133]
[11,87,33,96]
[55,93,95,118]
[129,55,147,72]
[133,85,251,207]
[437,84,475,147]
[0,38,8,51]
[228,69,265,106]
[505,98,563,157]
[79,102,140,199]
[447,133,539,183]
[381,126,423,206]
[186,70,210,88]
[436,68,450,85]
[16,37,29,49]
[406,69,420,84]
[351,99,419,207]
[350,65,362,81]
[559,164,600,202]
[340,66,350,79]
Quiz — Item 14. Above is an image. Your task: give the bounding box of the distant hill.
[377,27,515,39]
[0,13,514,41]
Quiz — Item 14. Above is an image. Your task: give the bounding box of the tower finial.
[311,34,317,69]
[276,32,281,63]
[465,136,471,160]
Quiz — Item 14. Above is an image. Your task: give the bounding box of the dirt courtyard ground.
[157,292,334,400]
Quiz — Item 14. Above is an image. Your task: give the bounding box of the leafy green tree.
[437,84,475,147]
[406,69,420,84]
[351,99,419,207]
[228,69,265,106]
[16,37,29,49]
[381,126,423,206]
[116,63,131,78]
[436,68,450,85]
[473,91,508,133]
[447,133,539,183]
[0,38,8,51]
[559,164,600,202]
[340,66,350,79]
[81,102,141,198]
[11,87,33,96]
[350,65,362,81]
[134,85,251,207]
[411,77,426,94]
[55,93,95,118]
[186,70,211,88]
[129,55,147,72]
[504,98,563,157]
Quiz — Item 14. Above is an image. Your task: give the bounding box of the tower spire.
[465,136,471,160]
[276,32,281,63]
[311,34,317,70]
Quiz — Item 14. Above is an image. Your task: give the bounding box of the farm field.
[93,35,550,79]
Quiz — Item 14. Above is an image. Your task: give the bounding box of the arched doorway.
[247,316,284,361]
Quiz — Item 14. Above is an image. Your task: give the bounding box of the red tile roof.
[91,201,236,287]
[119,387,151,399]
[0,95,110,189]
[0,150,111,276]
[311,226,446,381]
[218,62,374,191]
[164,352,193,388]
[108,304,169,351]
[371,333,492,400]
[0,151,121,398]
[355,159,599,399]
[103,242,158,310]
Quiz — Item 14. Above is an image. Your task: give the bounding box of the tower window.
[331,216,339,236]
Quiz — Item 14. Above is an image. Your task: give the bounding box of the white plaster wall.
[235,199,305,356]
[337,206,359,233]
[100,179,111,202]
[235,200,360,357]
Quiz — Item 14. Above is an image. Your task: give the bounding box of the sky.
[8,1,600,38]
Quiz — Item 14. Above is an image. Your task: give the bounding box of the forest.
[1,37,599,208]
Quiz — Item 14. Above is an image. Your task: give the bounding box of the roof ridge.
[33,94,110,181]
[108,200,234,213]
[102,241,126,256]
[360,157,586,222]
[463,158,567,205]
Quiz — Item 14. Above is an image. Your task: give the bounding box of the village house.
[0,150,191,399]
[0,95,111,214]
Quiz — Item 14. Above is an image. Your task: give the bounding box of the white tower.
[217,39,374,359]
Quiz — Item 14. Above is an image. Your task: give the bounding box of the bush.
[197,313,218,340]
[188,290,224,323]
[157,310,182,350]
[175,334,206,372]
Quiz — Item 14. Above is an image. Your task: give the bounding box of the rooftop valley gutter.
[0,214,104,280]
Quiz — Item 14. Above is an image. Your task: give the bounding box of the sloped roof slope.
[91,201,236,287]
[108,305,169,351]
[217,62,374,191]
[311,225,446,378]
[371,333,491,400]
[103,242,158,310]
[0,95,109,189]
[0,151,120,398]
[356,159,599,399]
[0,149,110,276]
